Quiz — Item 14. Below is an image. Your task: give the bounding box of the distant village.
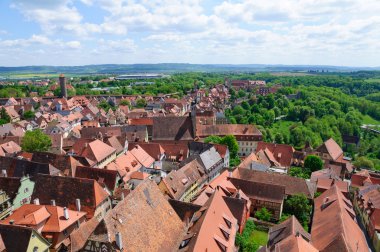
[0,74,376,252]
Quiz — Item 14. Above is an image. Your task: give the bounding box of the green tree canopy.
[304,155,323,172]
[235,220,259,252]
[21,130,52,152]
[0,107,10,125]
[136,98,147,108]
[23,110,35,120]
[284,194,312,230]
[354,156,375,169]
[255,207,272,221]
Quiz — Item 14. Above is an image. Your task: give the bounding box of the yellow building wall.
[26,230,50,252]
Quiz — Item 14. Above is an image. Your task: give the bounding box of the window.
[24,188,29,193]
[220,228,230,240]
[214,238,227,252]
[63,229,68,236]
[33,247,38,252]
[179,239,191,249]
[224,217,231,228]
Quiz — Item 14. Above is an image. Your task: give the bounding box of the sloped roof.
[75,166,119,191]
[273,235,318,252]
[317,138,343,161]
[31,152,83,176]
[1,204,86,233]
[229,178,285,203]
[105,152,142,181]
[70,216,101,252]
[0,156,60,177]
[71,139,116,163]
[0,224,45,252]
[31,174,109,218]
[256,142,295,167]
[196,124,262,137]
[129,142,165,161]
[89,180,185,251]
[267,215,311,250]
[129,145,155,168]
[168,199,202,223]
[185,188,238,252]
[152,116,194,141]
[0,177,21,201]
[162,159,206,200]
[311,185,368,252]
[234,168,313,198]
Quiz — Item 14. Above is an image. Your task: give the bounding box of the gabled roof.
[31,152,83,176]
[185,188,239,252]
[256,142,295,167]
[229,178,285,203]
[152,116,194,141]
[0,156,60,177]
[196,124,262,137]
[162,159,206,200]
[75,166,119,191]
[89,180,185,251]
[233,168,313,198]
[71,139,116,163]
[168,199,202,223]
[0,177,21,201]
[129,142,165,161]
[70,216,101,252]
[316,138,343,161]
[1,204,86,233]
[0,224,49,252]
[31,174,109,218]
[129,145,155,168]
[311,185,368,252]
[267,215,311,251]
[104,136,124,154]
[105,152,142,181]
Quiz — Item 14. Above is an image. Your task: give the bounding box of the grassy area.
[362,114,380,125]
[250,229,268,247]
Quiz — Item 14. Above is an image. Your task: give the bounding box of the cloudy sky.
[0,0,380,66]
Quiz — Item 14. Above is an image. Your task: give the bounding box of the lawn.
[250,229,268,247]
[362,114,380,125]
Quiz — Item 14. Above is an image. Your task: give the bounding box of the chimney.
[121,192,125,200]
[63,207,70,220]
[50,199,56,206]
[1,169,7,177]
[295,231,300,237]
[33,198,40,205]
[115,232,123,250]
[76,198,81,212]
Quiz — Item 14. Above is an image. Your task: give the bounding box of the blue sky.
[0,0,380,66]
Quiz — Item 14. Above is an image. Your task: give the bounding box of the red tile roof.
[311,185,368,252]
[317,138,343,161]
[256,142,295,167]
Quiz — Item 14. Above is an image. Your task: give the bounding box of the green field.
[250,229,268,247]
[362,114,380,125]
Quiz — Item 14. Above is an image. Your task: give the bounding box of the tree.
[235,220,259,252]
[119,99,130,106]
[220,135,239,159]
[0,107,10,125]
[284,194,312,229]
[304,155,323,172]
[21,130,52,152]
[289,167,310,179]
[354,156,375,169]
[23,110,35,120]
[136,98,147,108]
[255,207,272,221]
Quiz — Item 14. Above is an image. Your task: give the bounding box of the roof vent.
[50,200,56,206]
[76,198,81,212]
[115,232,123,250]
[63,207,70,220]
[33,198,40,205]
[9,220,14,225]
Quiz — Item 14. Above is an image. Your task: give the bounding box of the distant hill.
[0,63,379,75]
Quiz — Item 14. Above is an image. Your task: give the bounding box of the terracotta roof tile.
[311,185,368,252]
